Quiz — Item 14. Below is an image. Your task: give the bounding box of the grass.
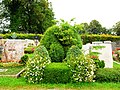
[113,61,120,68]
[0,62,24,75]
[0,58,120,89]
[0,77,120,90]
[0,66,24,75]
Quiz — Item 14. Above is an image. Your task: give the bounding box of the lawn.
[0,77,120,90]
[113,61,120,68]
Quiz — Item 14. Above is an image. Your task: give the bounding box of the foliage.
[0,62,23,67]
[1,0,55,34]
[112,21,120,35]
[91,57,105,69]
[112,48,120,62]
[20,55,29,65]
[75,23,89,34]
[1,34,120,44]
[55,20,82,50]
[24,45,51,83]
[92,46,106,50]
[66,45,96,82]
[49,43,64,62]
[43,63,71,83]
[88,20,102,34]
[0,65,24,75]
[40,20,83,62]
[89,46,105,69]
[24,46,36,54]
[81,34,120,44]
[0,33,43,39]
[95,67,120,82]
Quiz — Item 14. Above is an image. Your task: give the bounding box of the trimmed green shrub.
[65,45,82,61]
[81,34,120,44]
[24,46,35,54]
[43,63,71,83]
[49,43,64,62]
[66,45,96,82]
[40,20,82,62]
[1,33,120,44]
[95,68,120,82]
[0,33,43,39]
[20,55,29,65]
[24,45,51,83]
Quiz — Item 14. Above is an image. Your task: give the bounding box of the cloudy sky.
[49,0,120,28]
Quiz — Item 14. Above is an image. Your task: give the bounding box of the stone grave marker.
[2,39,25,62]
[82,41,113,68]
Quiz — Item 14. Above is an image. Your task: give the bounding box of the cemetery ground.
[0,62,24,76]
[0,77,120,90]
[0,61,120,90]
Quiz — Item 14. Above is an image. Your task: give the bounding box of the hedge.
[42,63,71,83]
[95,68,120,82]
[0,33,43,40]
[81,34,120,44]
[0,34,120,45]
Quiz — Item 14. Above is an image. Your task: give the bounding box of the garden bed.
[0,62,25,78]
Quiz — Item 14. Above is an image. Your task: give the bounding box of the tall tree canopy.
[75,23,89,34]
[112,21,120,35]
[0,0,55,34]
[88,20,102,34]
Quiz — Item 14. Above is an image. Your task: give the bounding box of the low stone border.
[0,68,25,78]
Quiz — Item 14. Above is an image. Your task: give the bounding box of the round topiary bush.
[24,45,51,84]
[49,43,64,62]
[66,45,96,82]
[40,20,82,62]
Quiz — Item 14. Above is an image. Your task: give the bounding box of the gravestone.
[82,41,113,68]
[2,39,25,62]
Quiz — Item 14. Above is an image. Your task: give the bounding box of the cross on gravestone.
[2,39,24,62]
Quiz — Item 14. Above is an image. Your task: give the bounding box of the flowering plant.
[24,45,51,83]
[66,45,96,82]
[112,48,120,62]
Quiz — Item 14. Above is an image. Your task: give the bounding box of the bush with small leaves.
[24,45,51,83]
[66,45,96,82]
[20,55,29,65]
[49,43,64,62]
[40,20,82,62]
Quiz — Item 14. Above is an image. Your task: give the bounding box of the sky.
[49,0,120,28]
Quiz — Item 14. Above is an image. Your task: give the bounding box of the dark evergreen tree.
[0,0,55,34]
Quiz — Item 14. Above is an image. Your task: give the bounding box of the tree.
[75,23,89,34]
[112,21,120,35]
[0,0,10,33]
[1,0,55,34]
[101,27,112,35]
[88,20,102,34]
